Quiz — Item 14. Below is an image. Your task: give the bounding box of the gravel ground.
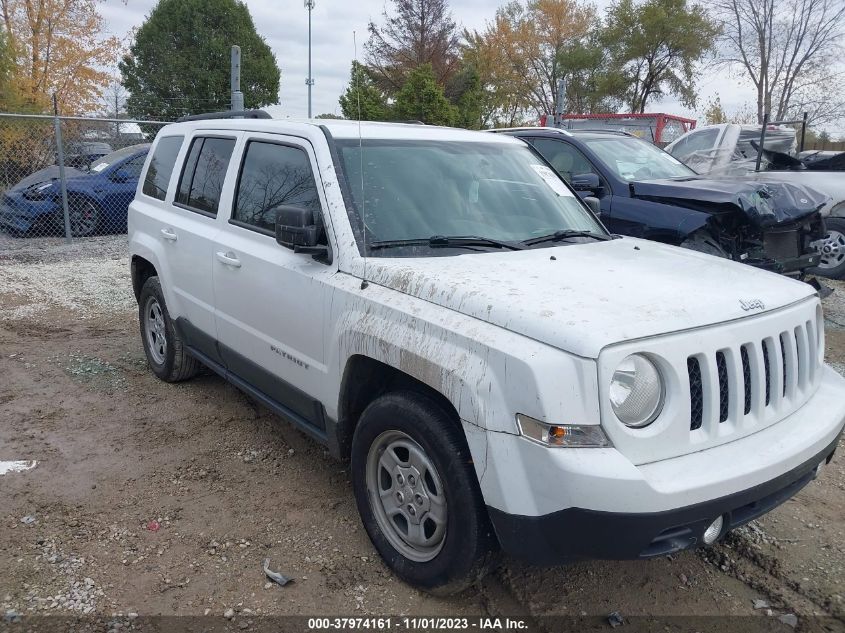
[0,236,843,631]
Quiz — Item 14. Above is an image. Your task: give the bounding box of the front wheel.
[67,197,101,237]
[680,230,729,258]
[351,391,497,594]
[809,217,845,280]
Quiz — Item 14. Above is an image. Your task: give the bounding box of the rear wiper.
[521,229,613,246]
[369,235,525,251]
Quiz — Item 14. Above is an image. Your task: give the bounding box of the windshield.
[584,137,696,180]
[88,144,146,173]
[337,139,605,256]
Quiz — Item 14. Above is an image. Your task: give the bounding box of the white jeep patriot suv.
[128,113,845,594]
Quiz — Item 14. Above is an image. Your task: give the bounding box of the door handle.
[160,228,178,242]
[215,251,242,268]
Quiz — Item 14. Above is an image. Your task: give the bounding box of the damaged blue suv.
[0,143,149,237]
[495,128,827,278]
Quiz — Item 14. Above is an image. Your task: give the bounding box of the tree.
[471,0,598,120]
[446,64,483,128]
[120,0,280,121]
[715,0,845,125]
[315,113,343,119]
[365,0,461,92]
[603,0,719,113]
[461,29,534,127]
[1,0,119,113]
[702,94,728,124]
[393,64,455,125]
[339,61,392,121]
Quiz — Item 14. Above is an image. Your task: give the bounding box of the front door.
[212,134,334,433]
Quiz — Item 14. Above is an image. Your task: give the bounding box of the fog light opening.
[703,516,725,545]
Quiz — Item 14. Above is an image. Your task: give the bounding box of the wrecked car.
[495,128,828,278]
[665,124,845,278]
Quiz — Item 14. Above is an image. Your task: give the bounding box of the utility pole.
[231,45,244,112]
[305,0,315,118]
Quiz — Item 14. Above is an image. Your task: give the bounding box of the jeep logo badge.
[740,299,765,311]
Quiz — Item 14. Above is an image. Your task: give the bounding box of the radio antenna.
[354,30,369,290]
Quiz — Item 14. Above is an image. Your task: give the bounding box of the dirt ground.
[1,236,844,631]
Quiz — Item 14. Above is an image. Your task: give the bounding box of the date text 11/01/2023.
[307,618,529,630]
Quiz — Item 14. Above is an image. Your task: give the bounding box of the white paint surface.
[0,460,37,475]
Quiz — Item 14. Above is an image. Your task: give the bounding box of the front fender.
[326,274,601,436]
[616,197,713,243]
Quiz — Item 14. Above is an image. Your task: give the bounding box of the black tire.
[351,390,497,594]
[808,216,845,280]
[138,276,200,382]
[680,230,728,258]
[67,196,101,237]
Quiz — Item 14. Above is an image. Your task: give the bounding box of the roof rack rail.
[176,110,272,122]
[568,128,634,136]
[391,120,425,125]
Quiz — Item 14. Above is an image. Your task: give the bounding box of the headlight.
[609,354,664,427]
[23,181,54,200]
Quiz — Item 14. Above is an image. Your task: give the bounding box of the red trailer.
[538,112,697,146]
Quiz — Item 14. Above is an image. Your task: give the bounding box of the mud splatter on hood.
[363,237,816,358]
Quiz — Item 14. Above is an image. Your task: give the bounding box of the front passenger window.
[530,138,597,184]
[232,141,323,236]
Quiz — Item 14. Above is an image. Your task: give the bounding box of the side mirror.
[583,196,601,217]
[571,172,601,192]
[274,205,323,253]
[110,169,132,183]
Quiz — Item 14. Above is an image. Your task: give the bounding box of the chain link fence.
[0,113,170,252]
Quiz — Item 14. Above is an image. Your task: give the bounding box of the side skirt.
[175,318,336,451]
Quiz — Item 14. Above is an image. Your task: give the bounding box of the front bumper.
[0,196,59,233]
[488,432,839,564]
[480,366,845,563]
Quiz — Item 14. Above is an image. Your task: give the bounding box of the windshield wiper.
[520,229,613,246]
[369,235,525,251]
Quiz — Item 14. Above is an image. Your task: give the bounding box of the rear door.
[211,133,334,436]
[153,133,238,363]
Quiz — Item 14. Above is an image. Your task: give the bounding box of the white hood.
[363,238,816,358]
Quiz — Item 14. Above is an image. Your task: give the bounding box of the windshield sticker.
[90,162,108,173]
[530,164,574,197]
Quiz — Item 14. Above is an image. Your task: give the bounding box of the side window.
[529,138,598,183]
[676,129,719,155]
[121,155,146,179]
[142,136,183,200]
[232,141,322,235]
[176,137,236,215]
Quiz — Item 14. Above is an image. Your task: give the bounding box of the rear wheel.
[809,217,845,280]
[351,391,497,594]
[138,276,200,382]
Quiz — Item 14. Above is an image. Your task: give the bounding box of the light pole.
[305,0,315,118]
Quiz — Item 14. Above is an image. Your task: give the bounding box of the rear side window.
[232,141,322,234]
[142,136,183,200]
[176,137,236,215]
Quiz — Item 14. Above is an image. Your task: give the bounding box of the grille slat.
[741,345,751,415]
[688,357,703,431]
[716,351,729,423]
[762,342,771,407]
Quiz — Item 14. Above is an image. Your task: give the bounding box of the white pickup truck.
[128,114,845,594]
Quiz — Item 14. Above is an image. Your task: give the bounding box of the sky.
[99,0,759,122]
